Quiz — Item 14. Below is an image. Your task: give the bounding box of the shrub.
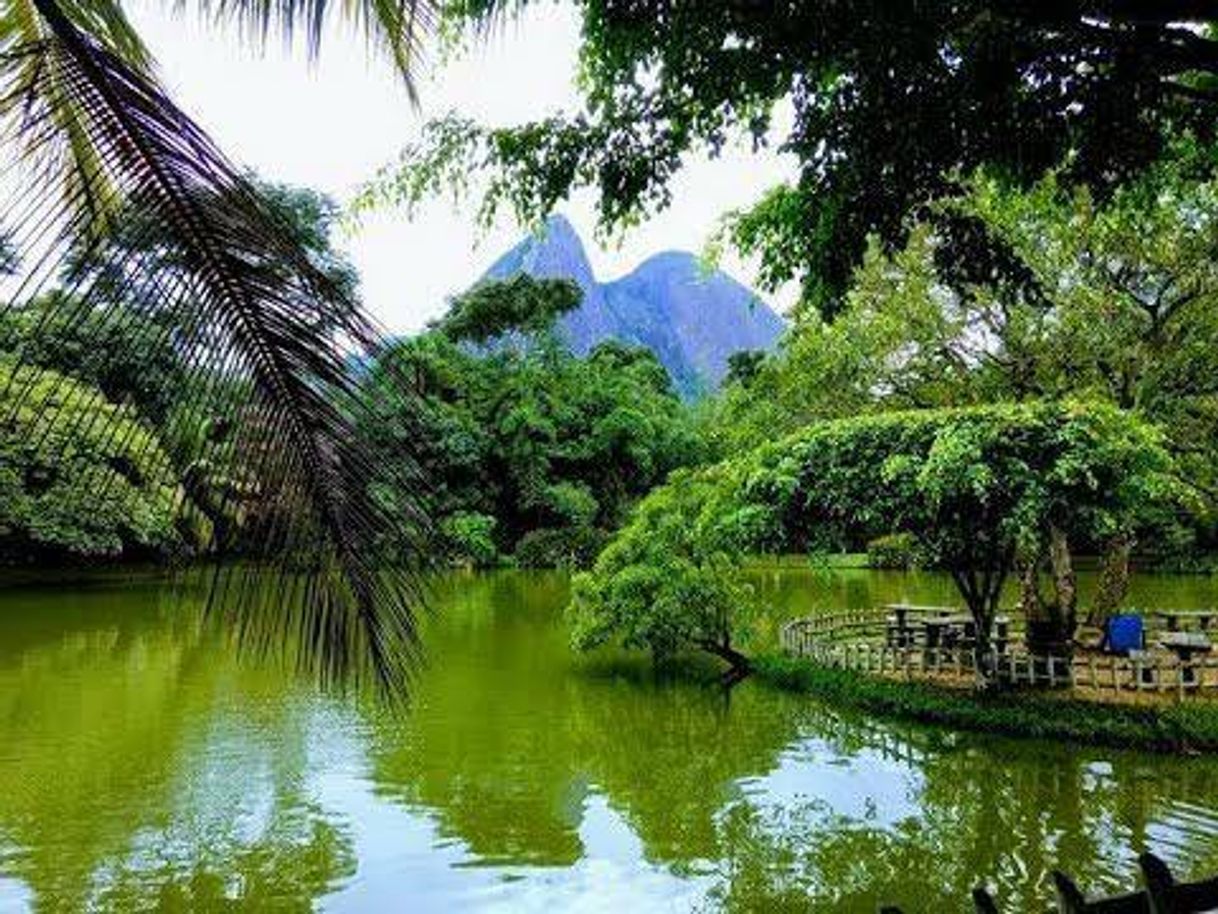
[440,512,499,567]
[514,526,607,569]
[865,532,924,569]
[0,361,185,562]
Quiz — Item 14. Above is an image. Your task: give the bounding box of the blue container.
[1105,614,1145,654]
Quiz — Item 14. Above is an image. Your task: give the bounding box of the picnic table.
[1159,630,1213,686]
[883,605,1009,653]
[921,613,973,648]
[884,604,956,647]
[1153,609,1218,632]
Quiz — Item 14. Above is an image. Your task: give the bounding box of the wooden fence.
[882,852,1218,913]
[780,610,1218,696]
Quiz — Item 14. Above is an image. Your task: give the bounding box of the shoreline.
[754,655,1218,754]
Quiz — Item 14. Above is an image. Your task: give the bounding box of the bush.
[755,656,1218,752]
[0,362,185,562]
[440,512,499,567]
[514,526,607,569]
[865,532,924,569]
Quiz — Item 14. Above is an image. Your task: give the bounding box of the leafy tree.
[252,180,362,301]
[715,142,1218,495]
[0,362,187,561]
[574,402,1179,678]
[438,274,581,343]
[724,350,766,388]
[0,290,186,423]
[439,512,499,567]
[362,2,1218,316]
[0,0,436,685]
[569,465,758,673]
[362,277,704,566]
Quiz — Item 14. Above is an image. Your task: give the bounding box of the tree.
[362,2,1218,317]
[0,290,186,423]
[715,142,1218,514]
[0,0,436,684]
[574,402,1178,679]
[569,466,757,674]
[438,274,581,343]
[0,362,187,561]
[361,277,705,566]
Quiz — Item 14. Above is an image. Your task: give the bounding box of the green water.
[0,568,1217,912]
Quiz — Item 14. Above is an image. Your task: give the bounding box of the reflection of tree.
[93,804,354,911]
[0,576,354,910]
[568,677,804,865]
[368,572,588,865]
[364,570,1218,911]
[703,720,1218,912]
[366,571,804,868]
[5,568,1196,910]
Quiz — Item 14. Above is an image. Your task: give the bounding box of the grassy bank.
[755,655,1218,753]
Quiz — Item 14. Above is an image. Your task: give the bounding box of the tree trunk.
[1090,533,1133,627]
[1017,551,1044,624]
[1020,548,1062,656]
[700,638,752,676]
[1049,525,1077,637]
[1014,530,1076,656]
[953,566,1004,689]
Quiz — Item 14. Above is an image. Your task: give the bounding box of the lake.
[0,567,1217,911]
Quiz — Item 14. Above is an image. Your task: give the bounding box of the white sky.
[129,1,798,333]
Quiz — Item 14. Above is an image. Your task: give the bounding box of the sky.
[129,1,798,333]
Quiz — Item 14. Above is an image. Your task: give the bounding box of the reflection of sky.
[739,735,924,830]
[319,732,709,912]
[6,571,1218,911]
[316,706,928,910]
[0,877,31,913]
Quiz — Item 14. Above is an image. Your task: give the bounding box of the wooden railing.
[780,610,1218,696]
[881,852,1218,913]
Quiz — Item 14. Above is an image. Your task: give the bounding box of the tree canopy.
[361,2,1218,317]
[708,141,1218,528]
[361,276,704,567]
[573,402,1179,672]
[0,362,187,562]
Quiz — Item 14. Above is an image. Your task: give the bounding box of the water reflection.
[0,569,1213,911]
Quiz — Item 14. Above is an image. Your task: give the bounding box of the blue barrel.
[1106,614,1144,654]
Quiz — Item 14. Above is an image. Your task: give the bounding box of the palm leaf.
[179,0,435,93]
[0,0,431,690]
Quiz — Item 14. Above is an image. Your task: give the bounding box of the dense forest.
[8,0,1218,682]
[8,131,1218,594]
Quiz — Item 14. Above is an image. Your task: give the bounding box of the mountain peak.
[478,218,785,397]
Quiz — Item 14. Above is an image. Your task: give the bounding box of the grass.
[754,654,1218,753]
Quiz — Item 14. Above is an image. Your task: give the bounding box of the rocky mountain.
[481,215,785,397]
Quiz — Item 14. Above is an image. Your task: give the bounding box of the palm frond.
[181,0,437,95]
[0,0,431,690]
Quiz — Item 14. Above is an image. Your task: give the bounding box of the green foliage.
[0,362,185,561]
[366,4,1218,316]
[755,657,1218,753]
[724,349,765,388]
[514,526,607,569]
[440,512,499,567]
[363,279,705,567]
[713,142,1218,538]
[252,179,361,301]
[568,466,757,668]
[865,533,923,571]
[0,291,186,423]
[576,402,1179,666]
[438,274,581,343]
